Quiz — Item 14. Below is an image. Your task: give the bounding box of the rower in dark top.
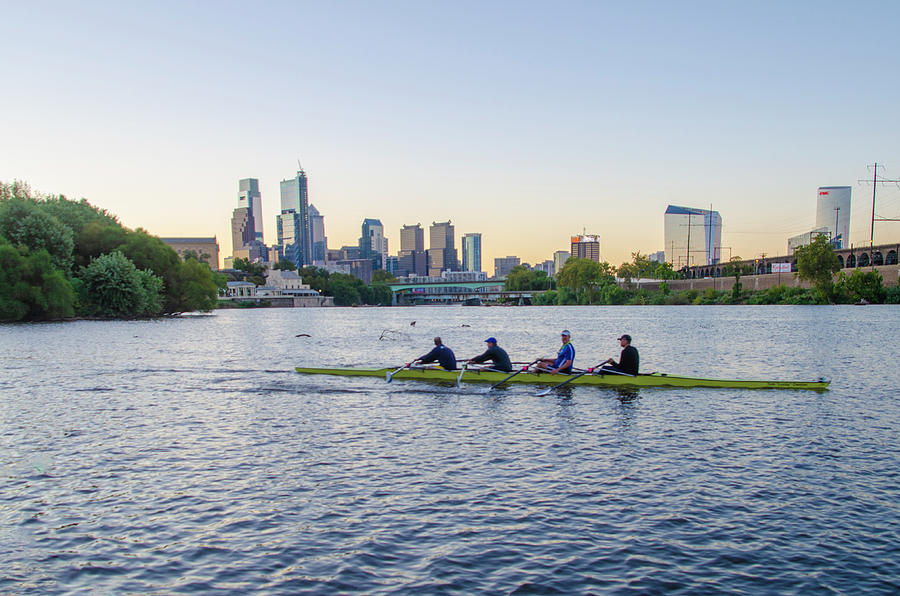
[535,330,575,374]
[468,337,513,372]
[602,334,639,375]
[413,337,458,371]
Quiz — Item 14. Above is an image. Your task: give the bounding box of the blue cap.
[485,337,497,344]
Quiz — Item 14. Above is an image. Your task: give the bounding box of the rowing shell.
[295,366,830,391]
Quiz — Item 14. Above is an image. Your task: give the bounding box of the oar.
[536,362,604,397]
[486,358,542,391]
[456,364,467,387]
[386,363,411,383]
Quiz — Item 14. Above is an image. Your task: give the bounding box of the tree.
[722,256,752,302]
[557,258,617,303]
[0,238,75,321]
[273,259,297,271]
[795,235,841,303]
[0,198,74,271]
[78,251,162,317]
[367,282,393,305]
[371,269,397,284]
[330,274,362,306]
[505,265,552,291]
[836,268,885,304]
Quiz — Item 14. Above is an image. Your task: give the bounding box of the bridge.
[387,280,535,305]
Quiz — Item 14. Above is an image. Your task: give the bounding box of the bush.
[79,251,163,317]
[0,240,75,321]
[883,285,900,304]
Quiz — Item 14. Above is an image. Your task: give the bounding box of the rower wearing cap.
[602,334,639,375]
[535,330,575,374]
[413,337,458,371]
[468,337,513,372]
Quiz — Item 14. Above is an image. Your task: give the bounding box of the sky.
[3,1,900,270]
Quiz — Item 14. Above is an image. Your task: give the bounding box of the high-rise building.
[384,255,399,276]
[309,204,327,265]
[238,178,264,243]
[359,218,387,270]
[815,186,851,249]
[648,250,666,263]
[279,168,312,266]
[462,233,482,273]
[553,250,570,275]
[399,224,427,276]
[429,221,458,276]
[277,211,304,267]
[231,207,254,256]
[494,256,521,278]
[663,206,722,268]
[535,260,554,276]
[570,235,601,262]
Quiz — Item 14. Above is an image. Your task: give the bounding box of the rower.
[601,334,639,375]
[535,330,575,374]
[467,337,513,372]
[413,337,458,371]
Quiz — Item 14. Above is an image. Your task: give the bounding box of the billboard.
[771,263,791,273]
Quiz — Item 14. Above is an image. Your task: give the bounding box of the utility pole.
[834,206,840,248]
[859,163,900,248]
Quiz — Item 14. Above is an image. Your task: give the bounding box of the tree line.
[0,181,221,322]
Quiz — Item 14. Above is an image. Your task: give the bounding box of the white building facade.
[664,205,723,268]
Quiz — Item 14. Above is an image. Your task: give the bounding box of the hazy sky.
[3,1,900,269]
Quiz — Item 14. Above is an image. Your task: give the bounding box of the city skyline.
[3,3,900,269]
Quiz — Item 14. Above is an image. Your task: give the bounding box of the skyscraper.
[815,186,851,249]
[553,250,570,275]
[462,233,482,273]
[277,211,304,267]
[231,207,254,255]
[399,224,427,276]
[570,235,601,261]
[279,167,312,266]
[429,221,458,276]
[309,204,327,265]
[494,256,521,278]
[663,206,722,268]
[359,218,387,270]
[238,178,264,243]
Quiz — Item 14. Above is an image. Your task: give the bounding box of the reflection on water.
[1,305,899,594]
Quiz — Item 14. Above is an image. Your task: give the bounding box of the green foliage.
[795,235,840,303]
[0,238,75,321]
[367,282,393,305]
[297,266,331,293]
[0,198,74,271]
[884,285,900,304]
[329,273,362,306]
[231,257,267,277]
[533,290,558,305]
[74,222,129,270]
[170,258,219,312]
[835,269,885,304]
[78,251,163,317]
[371,269,397,284]
[505,265,552,291]
[273,259,297,271]
[618,252,680,281]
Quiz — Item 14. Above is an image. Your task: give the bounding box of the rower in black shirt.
[467,337,513,372]
[602,334,639,375]
[414,337,458,371]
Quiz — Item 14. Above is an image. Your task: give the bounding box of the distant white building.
[648,250,666,263]
[265,269,319,296]
[553,250,570,275]
[222,281,256,299]
[788,227,830,255]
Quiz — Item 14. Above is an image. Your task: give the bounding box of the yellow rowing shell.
[295,367,830,391]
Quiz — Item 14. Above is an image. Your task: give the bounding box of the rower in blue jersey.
[412,337,458,371]
[535,330,575,374]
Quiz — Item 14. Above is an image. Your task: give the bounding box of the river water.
[2,305,898,594]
